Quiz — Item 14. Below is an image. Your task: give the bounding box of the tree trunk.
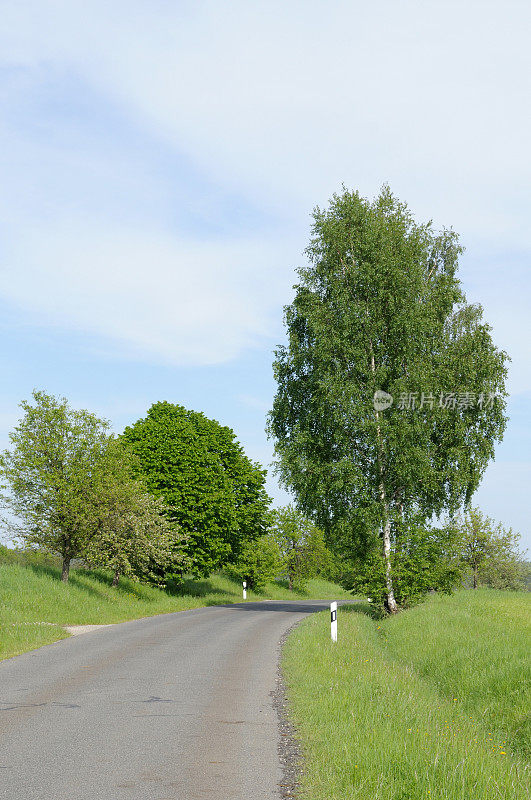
[380,486,398,613]
[61,555,71,583]
[370,344,398,614]
[288,575,293,591]
[473,565,478,589]
[112,570,121,587]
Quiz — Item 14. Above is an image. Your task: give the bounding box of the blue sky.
[1,1,530,550]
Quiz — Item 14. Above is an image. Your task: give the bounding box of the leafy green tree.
[83,442,190,586]
[454,506,526,590]
[345,518,464,607]
[229,533,283,592]
[0,391,111,581]
[271,505,333,590]
[268,186,508,611]
[122,402,271,576]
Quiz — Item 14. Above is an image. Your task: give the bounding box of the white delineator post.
[330,601,337,642]
[242,581,247,600]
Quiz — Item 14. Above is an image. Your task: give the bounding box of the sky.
[0,0,530,551]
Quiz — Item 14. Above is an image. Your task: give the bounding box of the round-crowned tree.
[122,402,270,577]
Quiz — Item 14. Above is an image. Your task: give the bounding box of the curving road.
[0,600,331,799]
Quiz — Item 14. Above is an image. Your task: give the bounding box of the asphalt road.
[0,600,331,800]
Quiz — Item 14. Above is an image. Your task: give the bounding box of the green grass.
[282,590,531,800]
[382,590,530,759]
[0,546,352,660]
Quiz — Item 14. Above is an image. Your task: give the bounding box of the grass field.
[0,546,352,661]
[282,590,530,800]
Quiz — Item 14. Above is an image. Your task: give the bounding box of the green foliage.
[269,186,508,609]
[228,534,283,591]
[122,402,271,576]
[344,520,464,607]
[0,391,188,586]
[451,506,527,590]
[271,505,334,590]
[521,561,531,591]
[82,441,190,585]
[0,543,61,569]
[0,390,112,580]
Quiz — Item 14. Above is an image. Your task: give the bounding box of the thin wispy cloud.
[0,1,529,544]
[1,220,293,365]
[1,1,530,368]
[2,1,529,234]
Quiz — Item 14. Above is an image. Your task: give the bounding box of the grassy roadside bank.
[0,549,352,660]
[282,590,530,800]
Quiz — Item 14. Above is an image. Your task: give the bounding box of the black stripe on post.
[331,609,337,622]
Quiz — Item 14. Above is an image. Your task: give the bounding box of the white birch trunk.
[370,342,398,613]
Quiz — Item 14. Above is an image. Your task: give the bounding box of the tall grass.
[0,548,352,660]
[382,590,530,759]
[282,590,530,800]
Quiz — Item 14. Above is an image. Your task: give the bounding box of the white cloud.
[2,1,530,238]
[0,1,528,554]
[0,0,529,373]
[0,220,294,365]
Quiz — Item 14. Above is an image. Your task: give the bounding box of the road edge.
[272,622,304,799]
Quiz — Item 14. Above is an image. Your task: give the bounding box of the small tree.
[345,518,464,607]
[229,534,283,592]
[85,491,188,586]
[271,505,332,590]
[82,442,190,585]
[0,391,111,581]
[455,507,526,590]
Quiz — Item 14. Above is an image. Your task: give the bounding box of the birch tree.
[268,187,508,612]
